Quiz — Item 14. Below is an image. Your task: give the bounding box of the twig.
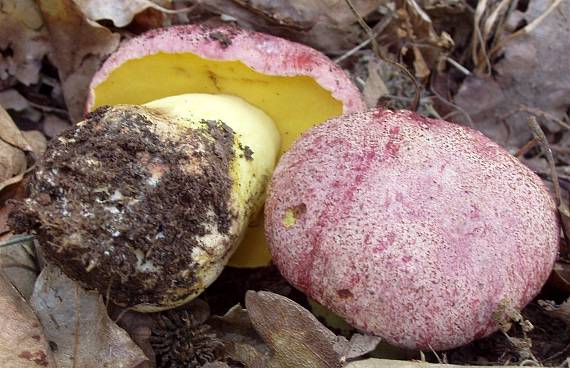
[489,0,563,59]
[472,0,492,74]
[500,105,570,132]
[515,137,540,158]
[446,57,471,76]
[529,118,562,203]
[429,73,474,127]
[113,307,131,324]
[528,117,570,244]
[344,0,421,111]
[334,14,393,63]
[0,234,36,248]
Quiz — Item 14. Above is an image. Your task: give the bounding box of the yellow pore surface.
[92,52,344,267]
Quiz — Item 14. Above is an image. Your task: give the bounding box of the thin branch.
[528,117,570,245]
[335,14,393,63]
[344,0,421,111]
[0,234,36,248]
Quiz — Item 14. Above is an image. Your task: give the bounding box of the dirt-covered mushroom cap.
[265,109,559,350]
[10,93,280,312]
[87,24,366,267]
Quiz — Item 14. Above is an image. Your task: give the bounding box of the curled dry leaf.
[245,290,347,368]
[0,270,54,367]
[0,106,32,152]
[73,0,172,27]
[21,131,47,158]
[109,308,156,368]
[0,234,38,301]
[30,265,148,368]
[390,0,454,76]
[362,58,390,108]
[341,334,382,361]
[0,0,50,85]
[42,114,71,138]
[454,0,570,148]
[0,106,30,191]
[194,0,385,53]
[37,0,120,122]
[539,299,570,324]
[208,303,269,365]
[0,90,30,112]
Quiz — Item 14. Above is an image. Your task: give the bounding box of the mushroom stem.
[9,93,280,311]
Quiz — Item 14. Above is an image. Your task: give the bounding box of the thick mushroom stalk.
[10,93,280,312]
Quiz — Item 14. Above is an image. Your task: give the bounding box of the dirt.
[445,301,570,366]
[8,104,237,307]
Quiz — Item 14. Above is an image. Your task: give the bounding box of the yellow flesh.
[145,94,280,219]
[92,52,343,267]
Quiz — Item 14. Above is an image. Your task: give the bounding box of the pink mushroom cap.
[265,109,559,350]
[87,24,365,113]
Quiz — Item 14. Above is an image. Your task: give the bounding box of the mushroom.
[265,109,560,350]
[87,24,366,267]
[10,26,364,311]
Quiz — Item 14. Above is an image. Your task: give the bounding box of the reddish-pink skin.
[86,25,366,113]
[265,109,560,351]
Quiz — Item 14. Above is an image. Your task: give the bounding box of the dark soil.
[9,104,238,308]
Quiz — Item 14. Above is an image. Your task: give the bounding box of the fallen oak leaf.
[0,105,32,192]
[245,290,346,368]
[341,333,382,361]
[0,232,38,301]
[30,264,148,368]
[0,0,50,85]
[0,105,32,152]
[37,0,120,122]
[73,0,181,27]
[109,308,157,368]
[208,304,270,366]
[539,299,570,324]
[454,0,570,148]
[193,0,385,54]
[0,270,54,367]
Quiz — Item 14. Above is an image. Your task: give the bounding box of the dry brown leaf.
[0,0,50,86]
[30,265,148,368]
[340,333,382,361]
[194,0,385,53]
[42,114,71,138]
[73,0,172,27]
[539,299,570,324]
[209,303,270,360]
[109,308,156,368]
[0,140,26,185]
[0,106,29,190]
[392,0,454,75]
[0,90,30,111]
[454,0,570,148]
[363,58,390,108]
[0,233,38,301]
[0,270,55,367]
[22,131,47,158]
[37,0,120,122]
[0,106,32,152]
[245,290,346,368]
